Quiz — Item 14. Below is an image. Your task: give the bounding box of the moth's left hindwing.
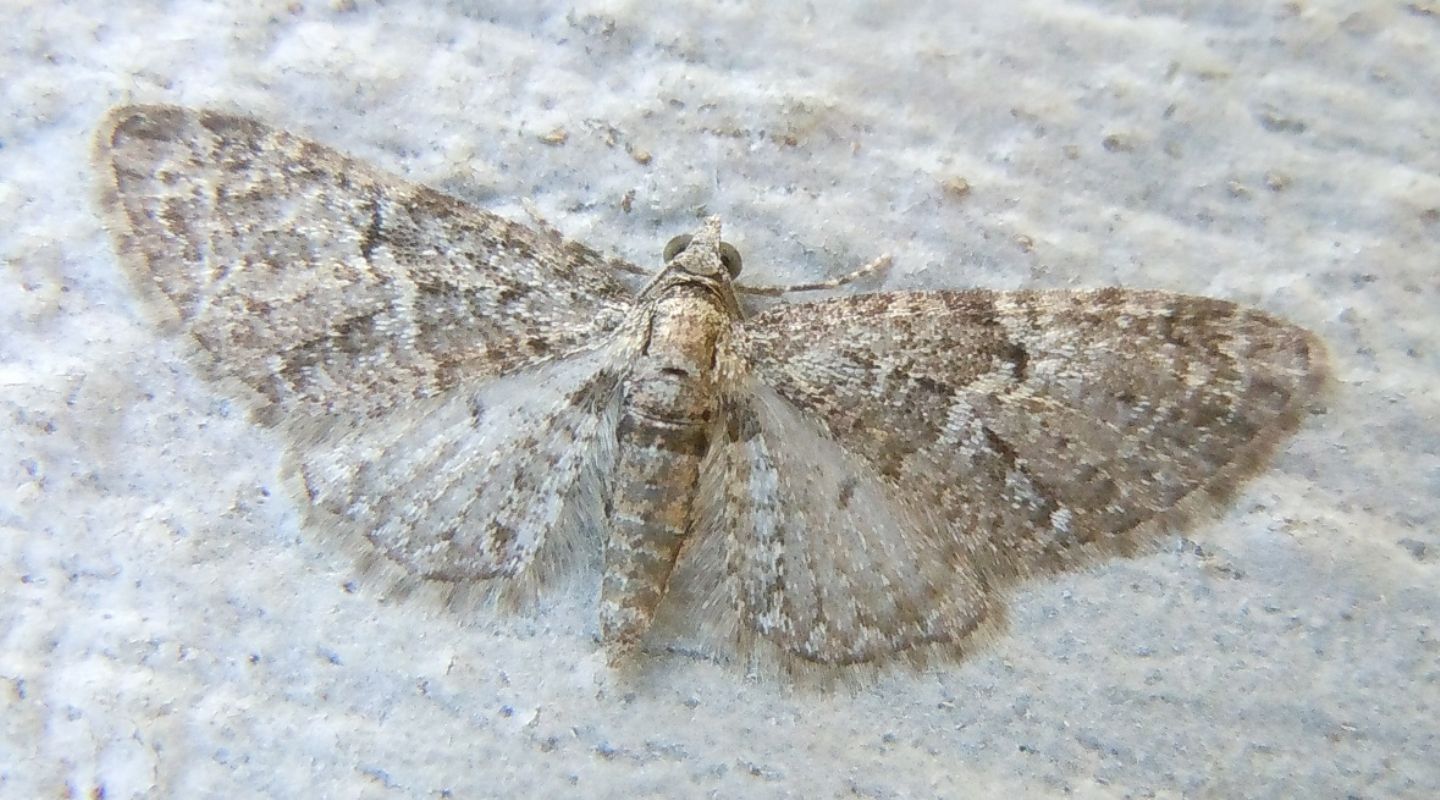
[95,104,641,587]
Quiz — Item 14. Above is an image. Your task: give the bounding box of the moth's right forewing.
[736,290,1327,586]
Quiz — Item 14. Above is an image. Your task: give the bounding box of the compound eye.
[663,234,692,262]
[719,242,743,277]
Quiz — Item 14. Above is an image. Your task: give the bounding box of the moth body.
[602,221,739,650]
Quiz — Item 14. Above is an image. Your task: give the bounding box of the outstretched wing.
[95,104,639,585]
[288,344,623,586]
[660,381,997,670]
[94,104,634,425]
[680,289,1325,668]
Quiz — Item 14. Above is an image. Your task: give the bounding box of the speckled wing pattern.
[672,291,1324,667]
[96,105,634,583]
[95,105,633,425]
[95,104,1327,675]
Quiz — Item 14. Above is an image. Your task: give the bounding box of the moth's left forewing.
[93,104,637,426]
[93,104,648,607]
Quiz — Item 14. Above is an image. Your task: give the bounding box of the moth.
[95,105,1327,674]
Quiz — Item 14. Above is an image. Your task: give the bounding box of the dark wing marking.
[95,104,635,425]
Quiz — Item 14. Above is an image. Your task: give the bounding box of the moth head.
[662,216,742,280]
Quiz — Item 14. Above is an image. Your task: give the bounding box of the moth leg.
[521,198,651,278]
[736,253,892,297]
[519,197,568,243]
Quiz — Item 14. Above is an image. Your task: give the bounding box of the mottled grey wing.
[699,288,1325,667]
[289,344,624,584]
[663,380,996,669]
[95,104,638,582]
[94,104,634,425]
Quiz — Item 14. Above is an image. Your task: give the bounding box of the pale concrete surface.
[1,1,1436,797]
